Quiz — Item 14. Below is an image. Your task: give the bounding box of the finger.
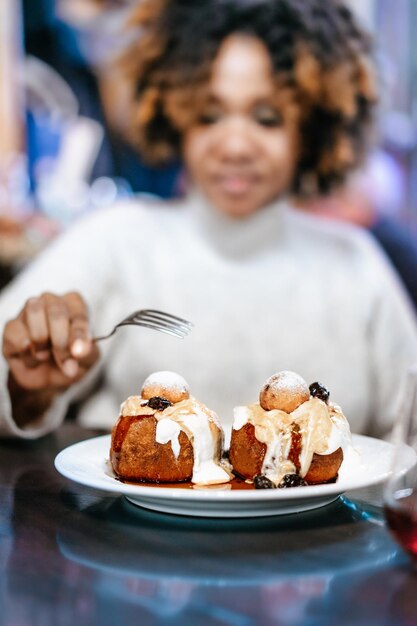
[33,293,78,377]
[4,317,65,375]
[3,309,82,389]
[76,342,100,371]
[22,297,51,360]
[42,293,70,351]
[9,356,76,391]
[64,292,93,359]
[2,319,31,359]
[55,355,80,378]
[37,293,74,376]
[3,319,58,382]
[8,358,51,390]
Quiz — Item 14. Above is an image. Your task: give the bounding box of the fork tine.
[123,313,191,334]
[118,319,188,339]
[119,316,190,333]
[134,319,191,336]
[119,311,192,334]
[132,316,191,333]
[132,309,194,329]
[93,308,193,343]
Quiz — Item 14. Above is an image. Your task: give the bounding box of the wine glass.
[384,365,417,567]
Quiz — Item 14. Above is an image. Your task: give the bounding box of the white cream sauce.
[119,394,231,485]
[232,397,352,485]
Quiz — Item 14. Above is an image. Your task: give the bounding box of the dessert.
[110,371,231,485]
[229,371,351,488]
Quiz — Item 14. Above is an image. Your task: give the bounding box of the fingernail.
[27,297,41,309]
[71,339,89,358]
[63,359,79,378]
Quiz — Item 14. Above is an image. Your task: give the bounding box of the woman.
[1,0,416,439]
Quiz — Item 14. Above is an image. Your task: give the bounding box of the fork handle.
[92,329,117,342]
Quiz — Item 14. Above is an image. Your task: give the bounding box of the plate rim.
[54,433,409,503]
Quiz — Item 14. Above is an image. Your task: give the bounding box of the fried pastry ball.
[230,371,349,487]
[110,371,230,485]
[259,370,310,412]
[141,370,190,404]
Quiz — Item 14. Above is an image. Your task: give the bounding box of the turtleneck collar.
[183,188,290,259]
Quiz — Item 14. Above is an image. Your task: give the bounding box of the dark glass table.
[1,424,416,626]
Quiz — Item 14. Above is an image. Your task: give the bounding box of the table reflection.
[1,427,416,626]
[55,494,398,625]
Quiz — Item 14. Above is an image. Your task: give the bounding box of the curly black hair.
[120,0,377,196]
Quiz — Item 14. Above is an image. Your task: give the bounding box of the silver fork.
[93,309,193,341]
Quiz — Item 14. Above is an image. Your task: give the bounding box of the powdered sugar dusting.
[260,370,310,412]
[266,371,309,397]
[142,370,189,395]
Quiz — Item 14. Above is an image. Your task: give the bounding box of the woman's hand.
[2,292,100,427]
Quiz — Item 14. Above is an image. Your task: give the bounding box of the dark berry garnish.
[146,396,172,411]
[254,474,277,489]
[309,382,330,403]
[278,474,308,488]
[222,449,230,462]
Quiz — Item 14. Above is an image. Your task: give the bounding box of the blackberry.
[278,474,308,488]
[221,449,230,462]
[147,396,172,411]
[254,474,276,489]
[309,381,330,403]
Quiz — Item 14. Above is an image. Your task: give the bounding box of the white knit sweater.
[1,191,416,440]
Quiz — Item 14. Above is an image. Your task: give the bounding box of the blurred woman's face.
[182,35,299,218]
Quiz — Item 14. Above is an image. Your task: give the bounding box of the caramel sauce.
[118,476,255,491]
[288,424,302,472]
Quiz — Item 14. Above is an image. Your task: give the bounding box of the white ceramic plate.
[54,434,416,518]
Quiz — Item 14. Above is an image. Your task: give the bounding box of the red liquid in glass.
[384,492,417,562]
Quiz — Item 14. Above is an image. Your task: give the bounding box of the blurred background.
[1,0,417,290]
